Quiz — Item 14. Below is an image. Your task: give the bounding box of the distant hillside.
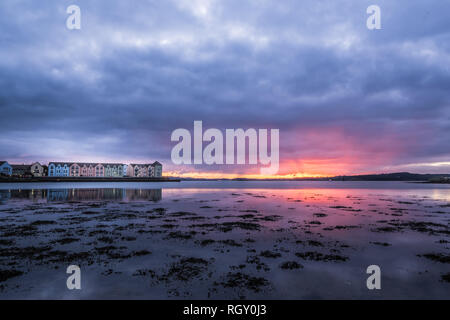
[331,172,450,182]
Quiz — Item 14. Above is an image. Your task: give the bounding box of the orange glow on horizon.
[164,171,329,179]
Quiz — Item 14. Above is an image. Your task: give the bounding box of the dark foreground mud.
[0,187,449,299]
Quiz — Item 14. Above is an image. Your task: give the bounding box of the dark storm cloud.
[0,0,449,174]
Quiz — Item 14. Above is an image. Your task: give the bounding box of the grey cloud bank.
[0,0,449,175]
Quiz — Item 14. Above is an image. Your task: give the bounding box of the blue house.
[48,162,71,177]
[0,161,12,176]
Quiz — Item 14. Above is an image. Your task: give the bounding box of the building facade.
[0,161,13,176]
[8,161,162,178]
[126,162,163,177]
[30,162,44,177]
[104,163,125,177]
[152,161,163,177]
[48,162,71,177]
[11,165,32,177]
[79,163,96,177]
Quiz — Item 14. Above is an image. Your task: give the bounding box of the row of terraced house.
[0,161,162,178]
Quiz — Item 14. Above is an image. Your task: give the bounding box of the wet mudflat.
[0,183,449,299]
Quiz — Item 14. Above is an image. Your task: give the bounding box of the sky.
[0,0,449,178]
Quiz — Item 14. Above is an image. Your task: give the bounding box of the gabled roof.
[48,162,74,166]
[130,163,151,167]
[152,161,162,166]
[11,164,32,170]
[0,161,9,166]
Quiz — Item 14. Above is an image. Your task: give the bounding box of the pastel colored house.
[69,163,81,177]
[79,163,96,177]
[30,162,44,177]
[127,164,147,177]
[48,162,71,177]
[127,162,163,177]
[104,163,125,177]
[48,161,162,178]
[0,161,13,176]
[11,164,32,177]
[95,163,104,177]
[152,161,163,177]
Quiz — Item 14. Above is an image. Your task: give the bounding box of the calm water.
[0,181,449,299]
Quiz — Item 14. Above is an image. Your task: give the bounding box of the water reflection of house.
[44,188,161,202]
[126,189,162,202]
[47,189,70,201]
[65,188,127,201]
[0,190,48,201]
[0,190,11,201]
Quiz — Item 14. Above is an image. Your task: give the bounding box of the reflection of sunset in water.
[0,182,449,299]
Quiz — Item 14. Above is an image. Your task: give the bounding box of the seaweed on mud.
[82,211,100,215]
[189,221,261,232]
[168,211,197,217]
[160,257,209,281]
[0,269,24,282]
[324,225,361,231]
[238,214,255,219]
[132,250,151,256]
[441,273,450,283]
[371,226,401,233]
[30,220,56,226]
[219,239,243,247]
[0,246,52,260]
[329,206,362,212]
[391,221,450,235]
[245,255,270,271]
[313,213,327,218]
[97,236,115,244]
[295,251,349,262]
[132,269,156,277]
[89,230,109,236]
[279,261,303,270]
[370,242,391,247]
[417,253,450,263]
[260,250,281,258]
[52,237,80,245]
[159,224,177,229]
[165,231,195,240]
[2,224,38,237]
[259,215,282,222]
[198,239,216,246]
[121,236,137,241]
[296,240,324,247]
[216,272,270,293]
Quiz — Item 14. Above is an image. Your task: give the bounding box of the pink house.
[69,163,80,177]
[95,163,104,177]
[69,163,105,177]
[80,163,96,177]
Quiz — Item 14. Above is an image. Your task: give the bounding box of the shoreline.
[0,177,180,183]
